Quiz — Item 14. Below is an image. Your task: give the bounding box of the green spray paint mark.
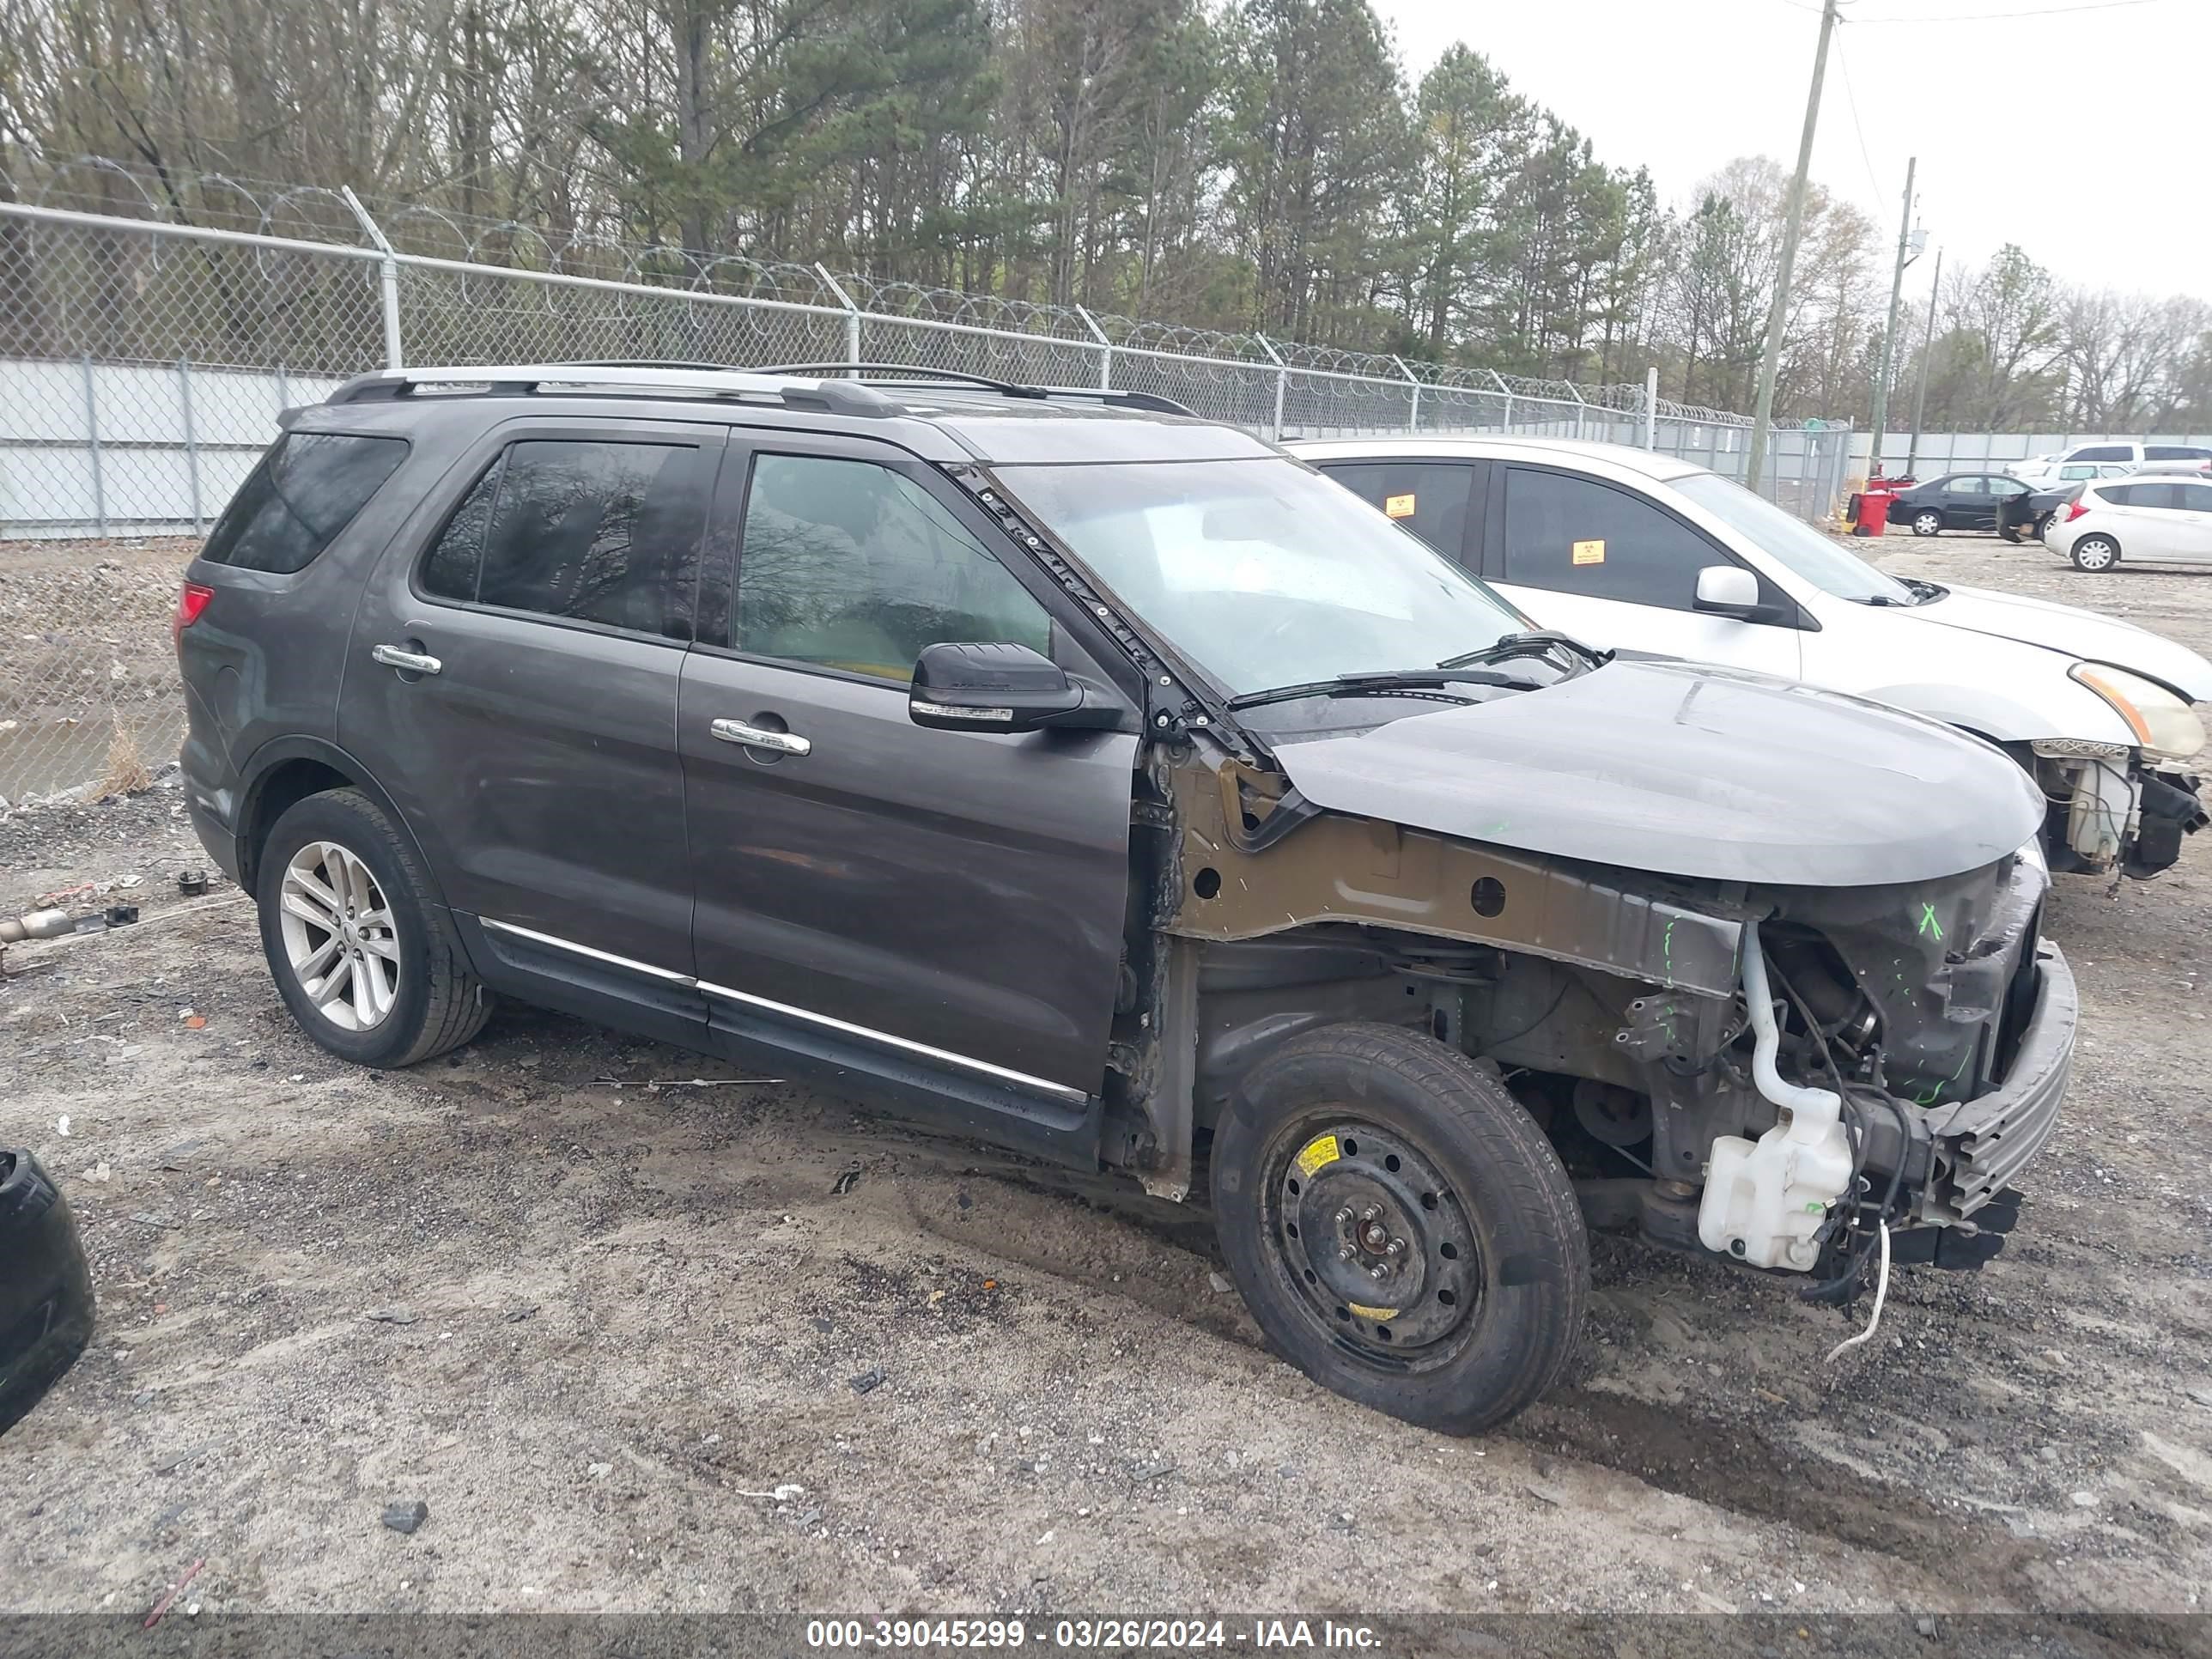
[1662,919,1675,989]
[1917,902,1944,941]
[1913,1045,1974,1106]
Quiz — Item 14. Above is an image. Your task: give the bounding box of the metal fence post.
[1567,385,1586,441]
[341,186,404,369]
[816,264,863,368]
[1255,335,1287,441]
[1486,370,1513,432]
[81,354,107,537]
[1644,366,1660,452]
[178,358,204,533]
[1389,356,1420,433]
[1074,305,1113,391]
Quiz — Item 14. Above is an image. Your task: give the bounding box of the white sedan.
[1290,435,2212,880]
[2044,476,2212,571]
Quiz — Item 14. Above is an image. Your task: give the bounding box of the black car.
[171,362,2075,1432]
[1999,483,2086,544]
[1886,471,2038,538]
[0,1150,95,1435]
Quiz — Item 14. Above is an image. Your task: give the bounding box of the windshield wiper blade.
[1437,629,1611,671]
[1225,666,1540,712]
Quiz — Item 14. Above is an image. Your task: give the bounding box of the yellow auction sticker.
[1571,538,1606,565]
[1384,493,1416,519]
[1293,1133,1342,1176]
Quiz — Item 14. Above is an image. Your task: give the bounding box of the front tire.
[1211,1023,1589,1435]
[2069,535,2120,572]
[256,788,490,1067]
[1911,510,1942,537]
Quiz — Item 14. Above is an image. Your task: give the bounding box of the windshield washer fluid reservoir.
[1698,1110,1854,1271]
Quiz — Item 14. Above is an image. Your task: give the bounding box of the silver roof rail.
[326,362,902,416]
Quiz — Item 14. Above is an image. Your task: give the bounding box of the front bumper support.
[1917,940,2076,1224]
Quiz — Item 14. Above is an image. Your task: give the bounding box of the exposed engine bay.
[1111,746,2076,1297]
[2033,746,2207,879]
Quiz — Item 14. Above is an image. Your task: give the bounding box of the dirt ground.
[0,537,199,805]
[3,529,2210,1627]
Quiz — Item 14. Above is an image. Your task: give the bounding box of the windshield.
[990,458,1529,695]
[1673,472,1914,605]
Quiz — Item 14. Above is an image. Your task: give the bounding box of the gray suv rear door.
[342,416,724,978]
[678,432,1136,1102]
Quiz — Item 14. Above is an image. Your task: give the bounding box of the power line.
[1849,0,2167,22]
[1831,33,1887,206]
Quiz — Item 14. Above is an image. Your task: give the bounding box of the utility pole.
[1905,246,1943,477]
[1746,0,1839,494]
[1866,155,1917,478]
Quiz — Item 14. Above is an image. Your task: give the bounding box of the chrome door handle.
[711,718,811,757]
[372,643,442,676]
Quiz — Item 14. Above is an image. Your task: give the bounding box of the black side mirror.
[908,641,1125,733]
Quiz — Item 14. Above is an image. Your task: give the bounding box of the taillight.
[172,580,213,649]
[2064,499,2090,523]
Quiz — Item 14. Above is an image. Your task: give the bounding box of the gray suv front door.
[342,417,724,976]
[678,434,1137,1102]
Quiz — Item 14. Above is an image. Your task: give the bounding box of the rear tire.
[256,788,490,1068]
[1211,1023,1589,1435]
[2069,535,2121,572]
[1911,510,1942,537]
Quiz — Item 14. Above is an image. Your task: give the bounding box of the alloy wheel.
[277,840,401,1030]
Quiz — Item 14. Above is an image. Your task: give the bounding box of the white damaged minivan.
[1295,436,2212,880]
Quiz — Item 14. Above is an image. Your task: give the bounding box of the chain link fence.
[0,185,1852,805]
[1850,429,2212,478]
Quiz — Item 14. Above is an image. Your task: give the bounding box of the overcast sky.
[1370,0,2210,303]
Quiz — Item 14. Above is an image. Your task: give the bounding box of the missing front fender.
[2121,769,2207,879]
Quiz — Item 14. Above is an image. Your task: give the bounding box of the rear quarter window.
[200,431,409,574]
[2145,446,2211,461]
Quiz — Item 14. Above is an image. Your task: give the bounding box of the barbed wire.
[4,155,1756,425]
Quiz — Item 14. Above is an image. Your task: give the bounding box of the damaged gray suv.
[176,364,2075,1431]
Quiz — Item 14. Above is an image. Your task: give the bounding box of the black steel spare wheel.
[1278,1123,1474,1355]
[1212,1023,1589,1433]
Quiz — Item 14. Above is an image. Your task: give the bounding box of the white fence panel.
[0,357,343,536]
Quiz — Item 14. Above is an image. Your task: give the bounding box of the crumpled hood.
[1273,659,2045,886]
[1903,583,2212,702]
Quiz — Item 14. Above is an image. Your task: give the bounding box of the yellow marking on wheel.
[1347,1302,1399,1321]
[1293,1133,1342,1177]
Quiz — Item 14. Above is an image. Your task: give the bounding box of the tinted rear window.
[2072,445,2131,463]
[1316,461,1478,562]
[2145,446,2211,461]
[418,439,709,640]
[2101,483,2184,507]
[200,432,409,574]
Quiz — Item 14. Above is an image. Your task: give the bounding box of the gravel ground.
[2,530,2210,1626]
[0,537,199,805]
